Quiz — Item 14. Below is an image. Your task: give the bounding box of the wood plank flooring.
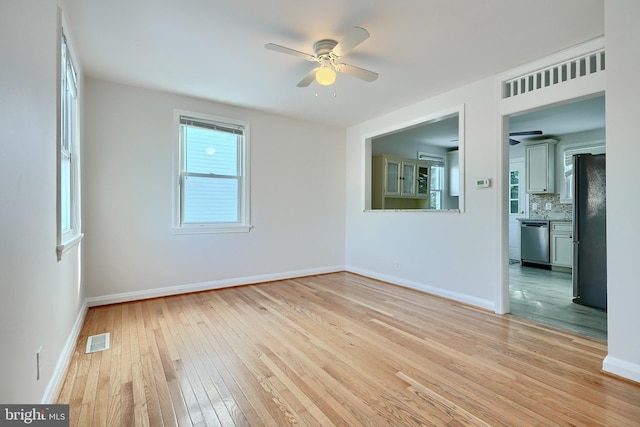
[57,272,640,426]
[509,263,608,341]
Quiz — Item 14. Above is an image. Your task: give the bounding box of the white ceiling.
[509,95,605,140]
[63,0,604,128]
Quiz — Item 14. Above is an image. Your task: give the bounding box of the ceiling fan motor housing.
[314,39,338,57]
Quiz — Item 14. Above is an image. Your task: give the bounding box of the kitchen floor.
[509,262,607,341]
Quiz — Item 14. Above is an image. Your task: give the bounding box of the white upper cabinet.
[372,155,432,209]
[401,161,416,196]
[526,142,556,194]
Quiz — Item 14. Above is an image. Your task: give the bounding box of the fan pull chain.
[313,87,337,98]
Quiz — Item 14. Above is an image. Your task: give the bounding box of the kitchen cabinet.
[372,155,430,209]
[526,142,556,194]
[550,221,573,270]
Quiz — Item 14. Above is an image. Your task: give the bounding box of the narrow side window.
[57,30,82,259]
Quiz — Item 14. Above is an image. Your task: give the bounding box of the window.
[57,31,82,260]
[418,152,445,209]
[430,165,444,209]
[173,111,251,233]
[509,170,520,214]
[561,142,605,202]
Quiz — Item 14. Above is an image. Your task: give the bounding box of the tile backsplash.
[529,193,572,220]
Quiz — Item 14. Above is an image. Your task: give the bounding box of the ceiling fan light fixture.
[315,66,336,86]
[266,26,377,88]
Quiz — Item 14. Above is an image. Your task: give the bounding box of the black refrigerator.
[572,153,607,310]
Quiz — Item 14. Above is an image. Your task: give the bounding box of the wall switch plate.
[545,203,552,210]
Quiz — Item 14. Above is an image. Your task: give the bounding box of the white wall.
[602,0,640,382]
[0,0,85,403]
[83,79,346,301]
[345,78,499,310]
[345,0,640,383]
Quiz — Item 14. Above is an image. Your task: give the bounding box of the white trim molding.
[603,356,640,384]
[41,300,88,404]
[85,266,345,307]
[345,265,495,312]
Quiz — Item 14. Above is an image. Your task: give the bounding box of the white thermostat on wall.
[476,178,491,188]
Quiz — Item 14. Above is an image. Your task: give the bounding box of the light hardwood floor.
[57,272,640,426]
[509,263,608,341]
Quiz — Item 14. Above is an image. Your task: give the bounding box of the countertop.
[517,217,572,222]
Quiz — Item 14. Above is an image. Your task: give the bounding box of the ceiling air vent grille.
[85,333,110,354]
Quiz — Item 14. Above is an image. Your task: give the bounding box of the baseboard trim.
[85,265,345,307]
[603,356,640,384]
[41,300,88,404]
[345,266,495,312]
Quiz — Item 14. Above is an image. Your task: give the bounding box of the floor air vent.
[85,332,110,354]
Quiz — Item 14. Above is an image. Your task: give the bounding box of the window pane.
[417,167,429,195]
[430,191,442,209]
[430,166,443,190]
[386,162,399,193]
[61,156,71,231]
[185,127,238,176]
[510,170,519,185]
[510,185,518,200]
[510,200,519,214]
[183,176,238,223]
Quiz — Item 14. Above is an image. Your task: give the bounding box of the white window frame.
[172,109,251,234]
[56,27,82,260]
[418,152,445,209]
[560,140,605,203]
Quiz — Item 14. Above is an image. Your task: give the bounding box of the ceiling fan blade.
[331,27,370,57]
[509,138,521,146]
[265,43,315,61]
[335,63,378,82]
[509,130,543,136]
[296,68,319,87]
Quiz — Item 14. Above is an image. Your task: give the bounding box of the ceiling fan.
[509,130,543,145]
[265,26,379,87]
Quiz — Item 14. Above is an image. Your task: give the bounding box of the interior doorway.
[504,95,607,341]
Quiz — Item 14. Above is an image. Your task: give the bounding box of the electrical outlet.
[545,203,552,210]
[394,260,400,270]
[531,203,537,210]
[37,346,43,381]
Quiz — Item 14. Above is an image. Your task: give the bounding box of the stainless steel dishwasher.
[520,220,550,266]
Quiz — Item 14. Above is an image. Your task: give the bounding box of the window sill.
[364,209,461,213]
[57,233,84,261]
[171,224,253,235]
